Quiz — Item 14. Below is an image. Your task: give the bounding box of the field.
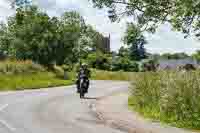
[128,70,200,130]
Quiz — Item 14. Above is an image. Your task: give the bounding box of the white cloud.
[146,23,200,55]
[0,0,14,22]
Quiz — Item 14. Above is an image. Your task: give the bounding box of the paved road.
[0,80,129,133]
[95,94,198,133]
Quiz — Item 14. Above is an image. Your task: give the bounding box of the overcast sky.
[0,0,200,54]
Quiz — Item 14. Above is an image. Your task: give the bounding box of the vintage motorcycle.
[77,72,89,98]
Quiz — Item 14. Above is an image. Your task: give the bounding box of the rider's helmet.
[81,63,88,69]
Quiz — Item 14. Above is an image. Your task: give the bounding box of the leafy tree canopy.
[90,0,200,37]
[0,5,104,67]
[161,52,189,60]
[123,23,147,61]
[192,50,200,62]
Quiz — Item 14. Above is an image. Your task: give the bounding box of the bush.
[112,57,139,72]
[52,65,64,78]
[182,64,196,71]
[86,52,112,71]
[129,70,200,129]
[141,59,158,72]
[128,62,139,72]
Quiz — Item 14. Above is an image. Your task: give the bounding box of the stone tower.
[102,34,111,53]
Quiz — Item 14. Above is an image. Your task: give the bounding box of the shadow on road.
[83,97,99,100]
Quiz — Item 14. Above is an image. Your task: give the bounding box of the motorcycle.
[78,73,89,99]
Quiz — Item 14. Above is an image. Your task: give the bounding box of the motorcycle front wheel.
[79,79,85,99]
[80,91,85,99]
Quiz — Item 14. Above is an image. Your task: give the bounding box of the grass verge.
[128,70,200,130]
[0,72,73,91]
[0,60,74,91]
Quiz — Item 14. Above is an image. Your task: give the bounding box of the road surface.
[0,80,129,133]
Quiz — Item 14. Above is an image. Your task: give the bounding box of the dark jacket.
[77,67,91,79]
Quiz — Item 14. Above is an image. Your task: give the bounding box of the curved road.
[0,80,129,133]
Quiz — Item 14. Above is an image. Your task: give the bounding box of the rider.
[76,63,91,93]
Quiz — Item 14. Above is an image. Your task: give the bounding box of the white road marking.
[0,93,47,132]
[0,119,16,132]
[0,103,16,132]
[0,104,9,111]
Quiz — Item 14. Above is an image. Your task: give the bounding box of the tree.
[11,0,31,8]
[112,46,139,72]
[84,25,106,52]
[0,5,94,68]
[0,23,10,56]
[90,0,200,38]
[1,4,109,69]
[118,46,129,57]
[86,51,111,70]
[141,59,159,72]
[6,6,59,65]
[192,50,200,63]
[112,56,139,72]
[77,35,93,60]
[58,11,86,65]
[123,23,147,61]
[161,52,189,59]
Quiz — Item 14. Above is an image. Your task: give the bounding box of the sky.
[0,0,200,55]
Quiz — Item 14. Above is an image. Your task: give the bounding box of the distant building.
[158,58,199,70]
[102,34,111,53]
[95,34,110,53]
[92,34,111,53]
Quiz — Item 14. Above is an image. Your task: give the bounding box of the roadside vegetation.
[129,70,200,130]
[0,60,73,91]
[0,72,73,91]
[91,69,133,81]
[0,60,132,91]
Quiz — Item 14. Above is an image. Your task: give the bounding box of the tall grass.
[0,60,73,90]
[0,60,45,74]
[0,72,73,91]
[91,69,133,81]
[129,70,200,129]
